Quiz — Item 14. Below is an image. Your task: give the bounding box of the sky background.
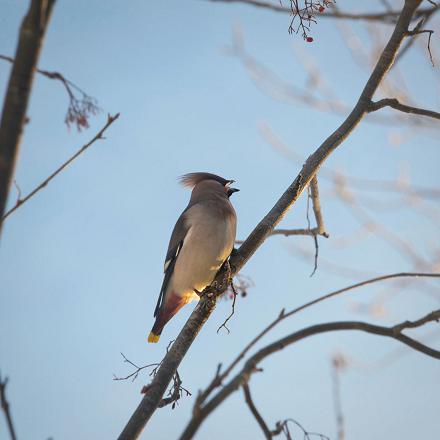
[1,1,439,439]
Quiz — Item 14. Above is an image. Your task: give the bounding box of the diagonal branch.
[117,2,424,439]
[180,309,440,439]
[0,0,56,238]
[1,113,120,222]
[0,374,17,440]
[198,271,440,408]
[242,383,272,439]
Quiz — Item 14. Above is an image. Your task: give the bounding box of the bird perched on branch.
[148,172,239,343]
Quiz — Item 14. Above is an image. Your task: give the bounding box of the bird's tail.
[148,293,187,343]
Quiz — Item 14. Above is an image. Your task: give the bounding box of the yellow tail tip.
[148,332,160,343]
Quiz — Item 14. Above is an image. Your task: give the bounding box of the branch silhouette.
[1,113,119,222]
[0,0,56,237]
[117,2,430,439]
[180,309,440,439]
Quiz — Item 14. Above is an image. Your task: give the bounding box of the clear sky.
[1,1,439,439]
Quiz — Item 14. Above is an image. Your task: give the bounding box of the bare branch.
[0,0,56,237]
[270,175,329,241]
[180,309,440,439]
[217,280,238,334]
[194,363,223,414]
[117,2,426,438]
[0,54,100,130]
[212,272,440,393]
[242,383,272,439]
[331,354,347,440]
[394,6,437,64]
[310,175,327,235]
[368,98,440,120]
[113,353,159,382]
[0,373,17,440]
[208,0,437,23]
[114,351,191,410]
[1,113,120,223]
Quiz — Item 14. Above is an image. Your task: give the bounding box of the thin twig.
[207,0,437,23]
[242,383,272,439]
[1,113,120,222]
[368,98,440,119]
[114,352,191,409]
[113,353,159,382]
[217,281,238,334]
[331,354,347,440]
[0,54,100,130]
[0,374,17,440]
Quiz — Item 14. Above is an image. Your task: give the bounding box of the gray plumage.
[148,172,238,343]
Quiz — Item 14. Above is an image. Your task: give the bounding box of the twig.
[114,352,191,409]
[0,54,100,130]
[194,363,223,414]
[117,3,425,438]
[179,308,440,439]
[274,418,330,440]
[267,227,327,237]
[405,17,435,65]
[394,5,437,64]
[0,374,17,440]
[113,353,159,382]
[310,234,319,277]
[1,113,120,222]
[268,175,329,276]
[310,176,327,235]
[217,281,238,334]
[368,98,440,120]
[157,370,192,410]
[0,0,56,236]
[331,354,347,440]
[242,383,272,439]
[207,0,437,23]
[243,382,329,440]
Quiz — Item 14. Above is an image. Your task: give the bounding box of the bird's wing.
[154,209,191,317]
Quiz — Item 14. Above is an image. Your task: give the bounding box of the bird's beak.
[229,188,240,194]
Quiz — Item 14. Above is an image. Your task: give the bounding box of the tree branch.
[368,98,440,120]
[1,113,120,222]
[117,2,424,438]
[180,309,440,439]
[0,54,100,130]
[270,175,329,240]
[242,383,272,439]
[0,374,17,440]
[207,0,437,23]
[202,271,440,404]
[0,0,56,237]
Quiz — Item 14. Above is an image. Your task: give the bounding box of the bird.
[148,172,239,343]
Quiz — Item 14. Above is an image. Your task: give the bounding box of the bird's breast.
[169,209,236,300]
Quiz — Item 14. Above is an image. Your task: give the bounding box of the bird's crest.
[179,172,232,188]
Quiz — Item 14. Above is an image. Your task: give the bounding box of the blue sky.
[1,1,439,439]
